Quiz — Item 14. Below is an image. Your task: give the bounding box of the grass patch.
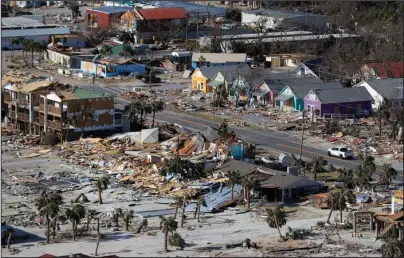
[307,171,339,181]
[193,112,229,124]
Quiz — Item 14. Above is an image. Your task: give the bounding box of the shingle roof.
[311,87,373,104]
[364,78,404,100]
[261,172,323,189]
[217,160,259,178]
[192,52,247,63]
[263,74,320,94]
[137,7,186,20]
[289,81,342,99]
[197,64,250,80]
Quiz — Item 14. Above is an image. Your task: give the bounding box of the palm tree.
[265,206,287,241]
[159,216,178,252]
[79,110,94,138]
[119,32,133,56]
[66,203,86,241]
[311,157,327,181]
[124,101,143,131]
[198,55,206,67]
[122,210,134,231]
[64,115,79,142]
[226,170,241,200]
[379,164,397,187]
[336,188,356,223]
[67,3,81,20]
[355,153,376,191]
[21,39,30,62]
[112,208,123,227]
[51,214,67,239]
[173,196,183,219]
[150,100,164,127]
[242,176,260,210]
[169,232,185,250]
[35,42,48,64]
[326,190,339,224]
[196,197,207,223]
[35,192,64,244]
[181,195,187,228]
[96,177,109,205]
[338,168,355,189]
[9,38,20,59]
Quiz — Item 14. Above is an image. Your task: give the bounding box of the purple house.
[304,87,373,118]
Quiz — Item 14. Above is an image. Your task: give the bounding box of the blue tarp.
[185,183,242,213]
[356,194,372,203]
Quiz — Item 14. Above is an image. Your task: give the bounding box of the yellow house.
[191,68,213,93]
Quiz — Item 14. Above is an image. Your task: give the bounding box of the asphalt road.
[155,111,404,182]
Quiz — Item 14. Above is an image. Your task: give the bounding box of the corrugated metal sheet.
[2,27,70,38]
[138,7,186,20]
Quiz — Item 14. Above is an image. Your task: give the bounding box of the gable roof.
[197,64,250,80]
[218,160,259,177]
[309,87,373,104]
[261,172,323,189]
[137,7,186,20]
[366,61,403,78]
[263,74,321,94]
[287,81,343,99]
[362,78,404,100]
[192,52,247,63]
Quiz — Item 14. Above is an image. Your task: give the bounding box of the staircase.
[380,222,394,236]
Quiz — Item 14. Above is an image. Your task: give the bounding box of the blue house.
[191,52,247,70]
[80,56,146,77]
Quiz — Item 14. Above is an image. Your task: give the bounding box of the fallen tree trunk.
[268,245,323,253]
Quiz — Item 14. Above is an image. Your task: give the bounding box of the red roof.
[39,254,56,258]
[366,61,404,78]
[137,7,186,20]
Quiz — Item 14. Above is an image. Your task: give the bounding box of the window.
[300,67,305,75]
[107,66,116,73]
[292,59,297,64]
[207,62,211,67]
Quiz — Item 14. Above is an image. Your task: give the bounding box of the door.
[334,105,340,113]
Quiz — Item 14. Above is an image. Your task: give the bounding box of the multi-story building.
[3,79,123,140]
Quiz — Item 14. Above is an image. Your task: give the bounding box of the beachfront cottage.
[303,87,373,118]
[275,81,342,112]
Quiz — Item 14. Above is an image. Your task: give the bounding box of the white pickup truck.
[327,146,354,159]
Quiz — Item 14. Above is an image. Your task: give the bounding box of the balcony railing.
[17,98,29,106]
[48,106,62,116]
[18,113,29,122]
[48,120,62,130]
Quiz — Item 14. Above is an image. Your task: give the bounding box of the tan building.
[3,78,123,140]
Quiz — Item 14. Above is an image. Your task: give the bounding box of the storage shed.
[86,6,133,29]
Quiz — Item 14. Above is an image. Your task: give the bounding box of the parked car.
[327,146,354,159]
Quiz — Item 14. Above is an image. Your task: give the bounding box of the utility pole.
[298,110,305,175]
[91,74,95,91]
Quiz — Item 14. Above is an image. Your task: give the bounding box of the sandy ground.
[1,142,383,257]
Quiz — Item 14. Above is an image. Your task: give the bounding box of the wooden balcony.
[48,120,62,130]
[18,113,30,122]
[17,98,29,106]
[48,106,62,116]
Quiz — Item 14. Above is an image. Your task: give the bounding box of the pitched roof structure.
[197,64,250,80]
[56,87,107,100]
[192,52,247,63]
[363,78,404,100]
[309,87,374,104]
[262,73,320,94]
[137,7,186,20]
[90,6,132,14]
[288,81,343,99]
[261,172,324,189]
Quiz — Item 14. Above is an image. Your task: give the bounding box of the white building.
[241,9,327,31]
[353,78,404,110]
[1,16,70,50]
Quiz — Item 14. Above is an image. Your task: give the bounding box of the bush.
[317,221,325,227]
[169,232,185,250]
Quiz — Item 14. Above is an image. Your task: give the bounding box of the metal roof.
[362,78,404,100]
[196,64,250,80]
[147,1,226,17]
[309,87,374,104]
[137,7,186,20]
[242,9,325,19]
[89,6,133,14]
[2,27,70,38]
[2,16,45,27]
